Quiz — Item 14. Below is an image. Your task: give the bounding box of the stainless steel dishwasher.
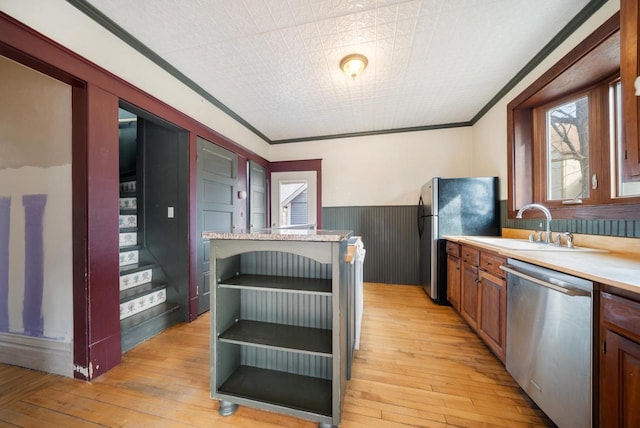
[501,259,594,428]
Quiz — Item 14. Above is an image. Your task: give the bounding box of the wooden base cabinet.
[448,241,506,363]
[477,271,506,362]
[460,246,480,330]
[600,291,640,427]
[446,242,461,312]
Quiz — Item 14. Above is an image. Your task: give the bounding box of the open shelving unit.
[210,239,348,427]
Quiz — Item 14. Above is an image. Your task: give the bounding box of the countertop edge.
[444,235,640,294]
[202,230,352,242]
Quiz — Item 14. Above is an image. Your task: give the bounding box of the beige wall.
[269,127,474,207]
[0,55,73,376]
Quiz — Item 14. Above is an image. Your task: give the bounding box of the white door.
[270,171,317,228]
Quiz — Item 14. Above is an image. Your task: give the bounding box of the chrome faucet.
[516,203,553,244]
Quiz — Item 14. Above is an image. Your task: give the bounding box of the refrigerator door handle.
[417,196,425,237]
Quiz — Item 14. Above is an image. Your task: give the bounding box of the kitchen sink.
[464,236,609,253]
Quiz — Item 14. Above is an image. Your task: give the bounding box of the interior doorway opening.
[117,103,189,352]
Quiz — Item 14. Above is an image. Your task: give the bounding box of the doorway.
[118,104,189,352]
[270,171,317,229]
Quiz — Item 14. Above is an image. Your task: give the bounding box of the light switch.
[168,206,174,218]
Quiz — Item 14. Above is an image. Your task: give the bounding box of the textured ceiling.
[82,0,594,143]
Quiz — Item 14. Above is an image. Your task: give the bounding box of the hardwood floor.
[0,283,553,427]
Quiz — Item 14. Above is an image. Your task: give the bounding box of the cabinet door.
[447,255,461,312]
[621,0,640,180]
[460,261,478,330]
[600,328,640,427]
[477,270,506,362]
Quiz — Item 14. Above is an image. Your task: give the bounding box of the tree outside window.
[546,96,590,201]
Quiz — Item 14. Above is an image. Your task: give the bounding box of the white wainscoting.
[0,332,72,377]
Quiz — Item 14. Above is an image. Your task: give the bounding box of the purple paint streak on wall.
[0,197,10,333]
[22,194,47,337]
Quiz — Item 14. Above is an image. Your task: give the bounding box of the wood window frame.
[532,82,612,208]
[507,11,640,220]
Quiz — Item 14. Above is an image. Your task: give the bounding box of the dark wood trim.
[67,0,608,144]
[187,132,198,322]
[506,12,640,220]
[84,83,121,379]
[508,13,620,109]
[270,122,471,144]
[620,0,640,180]
[269,160,323,229]
[71,84,89,380]
[0,11,273,376]
[0,12,268,168]
[65,0,270,143]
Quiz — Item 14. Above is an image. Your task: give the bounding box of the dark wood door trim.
[269,159,323,229]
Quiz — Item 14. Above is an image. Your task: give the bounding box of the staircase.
[118,178,181,353]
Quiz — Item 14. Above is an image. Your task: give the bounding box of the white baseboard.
[0,332,72,377]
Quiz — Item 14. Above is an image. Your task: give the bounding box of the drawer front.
[461,246,479,266]
[446,241,460,257]
[480,252,506,278]
[601,292,640,342]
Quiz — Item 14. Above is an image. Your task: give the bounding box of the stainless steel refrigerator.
[417,177,500,304]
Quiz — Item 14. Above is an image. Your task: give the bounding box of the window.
[531,84,610,210]
[508,13,640,219]
[545,96,590,201]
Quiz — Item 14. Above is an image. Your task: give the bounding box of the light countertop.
[203,229,352,242]
[444,235,640,294]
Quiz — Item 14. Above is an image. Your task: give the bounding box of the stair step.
[119,180,136,193]
[119,249,139,267]
[119,282,163,301]
[119,232,137,247]
[120,267,152,291]
[119,197,137,210]
[119,214,137,229]
[121,302,182,353]
[120,286,167,320]
[119,262,153,275]
[119,244,141,252]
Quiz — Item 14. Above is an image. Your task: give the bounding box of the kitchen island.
[204,229,352,428]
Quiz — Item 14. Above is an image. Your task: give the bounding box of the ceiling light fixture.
[340,54,368,79]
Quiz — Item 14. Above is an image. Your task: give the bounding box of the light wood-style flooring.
[0,283,553,427]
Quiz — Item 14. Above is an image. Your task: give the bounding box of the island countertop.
[203,229,352,242]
